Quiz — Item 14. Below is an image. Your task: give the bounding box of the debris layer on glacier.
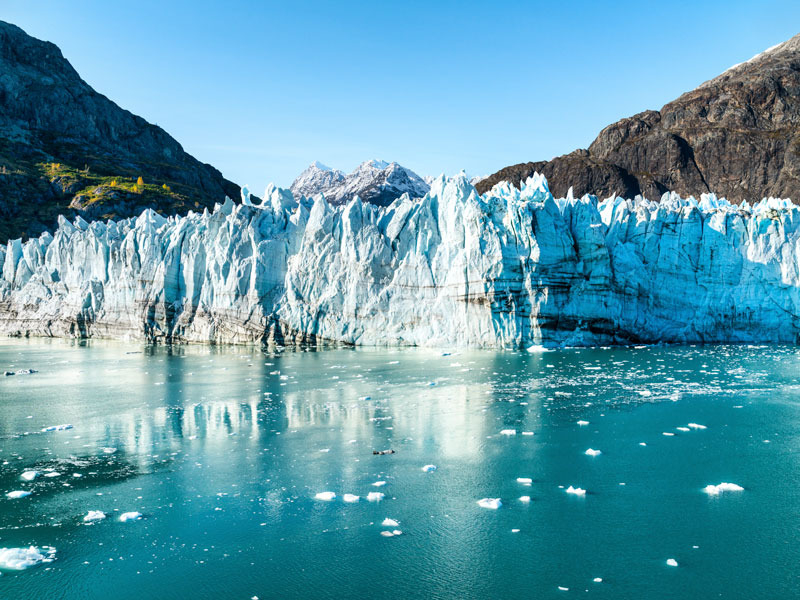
[1,174,799,348]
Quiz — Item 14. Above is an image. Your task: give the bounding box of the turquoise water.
[0,340,799,599]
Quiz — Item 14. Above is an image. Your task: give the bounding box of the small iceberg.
[6,490,31,499]
[688,423,707,430]
[577,420,589,426]
[372,481,387,487]
[499,429,516,436]
[381,518,400,527]
[0,546,55,570]
[584,448,602,456]
[521,431,534,436]
[20,470,39,481]
[662,432,675,436]
[666,558,679,567]
[565,486,586,496]
[703,482,744,495]
[314,491,336,501]
[119,512,142,522]
[342,494,360,503]
[477,498,502,509]
[380,530,402,537]
[519,496,531,503]
[676,427,690,432]
[421,464,437,472]
[83,510,106,522]
[44,471,61,478]
[41,424,73,432]
[593,578,603,583]
[366,492,385,502]
[516,477,532,484]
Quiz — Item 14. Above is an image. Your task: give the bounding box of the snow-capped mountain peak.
[289,159,430,206]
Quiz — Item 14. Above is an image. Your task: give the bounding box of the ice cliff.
[1,174,799,348]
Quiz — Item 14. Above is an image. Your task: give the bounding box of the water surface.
[1,340,798,599]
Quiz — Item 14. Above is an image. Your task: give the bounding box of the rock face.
[0,20,240,243]
[2,174,799,348]
[477,33,800,202]
[290,159,429,206]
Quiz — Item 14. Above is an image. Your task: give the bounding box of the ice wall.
[1,174,799,348]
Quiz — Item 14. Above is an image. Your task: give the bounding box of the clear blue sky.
[4,1,800,193]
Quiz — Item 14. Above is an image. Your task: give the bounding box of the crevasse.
[1,173,799,347]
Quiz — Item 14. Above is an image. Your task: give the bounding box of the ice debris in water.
[83,510,106,522]
[499,429,517,436]
[565,486,586,496]
[516,477,532,485]
[666,558,679,567]
[119,512,142,522]
[521,431,534,436]
[366,492,385,502]
[44,471,60,478]
[703,483,744,495]
[342,494,359,503]
[577,420,589,426]
[380,530,402,538]
[593,578,603,583]
[477,498,502,509]
[676,427,690,432]
[6,490,31,499]
[20,470,39,481]
[381,518,400,527]
[662,432,675,436]
[314,492,336,501]
[584,448,602,456]
[41,424,73,432]
[0,546,55,570]
[421,464,437,472]
[688,423,707,430]
[371,481,387,487]
[519,496,531,503]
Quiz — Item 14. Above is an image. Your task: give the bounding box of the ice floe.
[519,496,531,503]
[477,498,502,509]
[371,481,387,487]
[366,492,385,502]
[499,429,516,436]
[687,423,707,430]
[0,546,55,570]
[6,490,31,499]
[666,558,679,567]
[342,494,360,503]
[381,518,400,527]
[20,470,39,481]
[703,482,744,495]
[421,464,437,472]
[119,512,142,522]
[593,578,603,583]
[314,492,336,501]
[516,477,532,484]
[584,448,602,456]
[565,486,586,496]
[83,510,106,522]
[41,424,73,432]
[577,420,589,426]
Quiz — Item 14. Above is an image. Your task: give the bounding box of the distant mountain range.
[290,159,430,206]
[0,20,240,243]
[477,33,800,202]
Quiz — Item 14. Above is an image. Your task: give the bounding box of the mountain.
[290,159,429,206]
[0,20,240,243]
[477,33,800,202]
[3,175,798,347]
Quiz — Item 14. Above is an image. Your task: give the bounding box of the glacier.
[1,173,800,348]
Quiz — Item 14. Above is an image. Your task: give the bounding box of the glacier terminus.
[1,173,799,348]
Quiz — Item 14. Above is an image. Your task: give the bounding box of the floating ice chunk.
[41,424,73,432]
[342,494,359,503]
[577,420,589,426]
[593,578,603,583]
[0,546,55,570]
[314,492,336,501]
[319,448,330,453]
[666,558,678,567]
[688,423,707,430]
[511,528,520,533]
[421,464,437,472]
[526,345,550,353]
[119,512,142,522]
[565,486,586,496]
[584,448,602,456]
[676,427,690,432]
[477,498,502,509]
[639,442,647,446]
[381,518,400,527]
[44,471,61,478]
[499,429,516,436]
[6,490,31,499]
[83,510,106,522]
[102,447,117,454]
[516,477,532,484]
[521,431,534,436]
[703,482,744,495]
[662,432,675,436]
[519,496,531,503]
[372,481,387,487]
[380,531,395,537]
[366,492,385,502]
[20,470,39,481]
[392,530,402,536]
[558,586,569,591]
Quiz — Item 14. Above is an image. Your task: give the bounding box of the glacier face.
[1,174,800,348]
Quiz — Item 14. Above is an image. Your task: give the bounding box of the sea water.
[0,339,798,599]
